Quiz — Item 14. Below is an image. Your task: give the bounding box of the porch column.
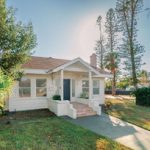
[60,69,64,101]
[89,71,92,100]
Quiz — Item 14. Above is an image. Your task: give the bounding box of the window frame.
[93,80,100,95]
[36,79,47,97]
[19,78,31,98]
[82,80,89,96]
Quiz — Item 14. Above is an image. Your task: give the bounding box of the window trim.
[93,80,100,95]
[36,79,47,97]
[82,80,89,95]
[19,78,31,98]
[72,79,75,98]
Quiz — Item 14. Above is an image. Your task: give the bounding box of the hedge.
[134,87,150,106]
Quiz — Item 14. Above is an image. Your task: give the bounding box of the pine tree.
[104,8,119,95]
[116,0,145,89]
[95,16,105,69]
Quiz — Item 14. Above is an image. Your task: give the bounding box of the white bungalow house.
[8,54,111,119]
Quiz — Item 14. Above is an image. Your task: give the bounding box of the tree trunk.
[130,1,138,90]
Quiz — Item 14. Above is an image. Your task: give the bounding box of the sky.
[7,0,150,71]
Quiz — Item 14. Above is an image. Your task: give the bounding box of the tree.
[95,15,105,69]
[0,0,36,79]
[0,69,13,114]
[116,0,145,89]
[138,70,149,86]
[116,76,132,89]
[104,8,119,95]
[104,52,120,95]
[0,0,36,112]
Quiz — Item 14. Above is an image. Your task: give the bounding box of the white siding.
[9,71,105,111]
[9,74,53,111]
[9,98,48,111]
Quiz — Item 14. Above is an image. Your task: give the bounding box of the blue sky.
[7,0,150,71]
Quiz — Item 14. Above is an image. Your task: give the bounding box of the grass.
[0,116,131,150]
[105,97,150,131]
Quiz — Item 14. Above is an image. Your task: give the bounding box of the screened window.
[19,78,31,97]
[93,80,100,95]
[82,80,89,95]
[36,79,47,97]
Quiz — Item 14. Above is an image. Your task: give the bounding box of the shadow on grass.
[64,114,148,150]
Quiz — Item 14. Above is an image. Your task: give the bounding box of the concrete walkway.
[64,114,150,150]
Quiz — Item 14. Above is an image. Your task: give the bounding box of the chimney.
[90,53,97,68]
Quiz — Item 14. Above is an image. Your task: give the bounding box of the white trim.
[23,69,48,74]
[89,71,92,100]
[92,79,100,95]
[92,74,112,78]
[48,57,100,75]
[71,79,75,99]
[60,70,64,101]
[36,78,47,97]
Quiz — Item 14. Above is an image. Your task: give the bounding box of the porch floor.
[70,102,97,117]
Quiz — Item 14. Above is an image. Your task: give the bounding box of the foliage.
[0,0,36,79]
[105,8,118,52]
[104,8,119,95]
[104,52,119,93]
[105,101,112,110]
[116,0,145,89]
[116,76,132,89]
[105,79,112,89]
[134,87,150,106]
[52,94,61,100]
[105,98,150,130]
[0,69,13,114]
[137,69,149,85]
[80,92,89,99]
[95,15,105,69]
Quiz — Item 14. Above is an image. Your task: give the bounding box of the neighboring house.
[8,53,111,119]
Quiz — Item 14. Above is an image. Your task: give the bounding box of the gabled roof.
[22,56,111,77]
[48,57,100,75]
[22,56,70,70]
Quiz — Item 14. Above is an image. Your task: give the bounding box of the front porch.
[48,58,105,119]
[48,99,101,119]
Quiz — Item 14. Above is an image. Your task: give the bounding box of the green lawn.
[105,97,150,131]
[0,116,131,150]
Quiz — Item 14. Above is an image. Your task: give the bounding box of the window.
[19,78,31,97]
[72,79,75,97]
[82,80,89,96]
[93,80,100,95]
[36,79,47,97]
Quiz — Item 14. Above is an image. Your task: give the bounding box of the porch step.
[71,102,97,117]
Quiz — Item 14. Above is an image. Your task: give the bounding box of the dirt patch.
[0,109,55,124]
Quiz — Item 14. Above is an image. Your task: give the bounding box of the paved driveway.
[64,114,150,150]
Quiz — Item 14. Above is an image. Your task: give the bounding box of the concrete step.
[77,111,97,117]
[71,102,97,117]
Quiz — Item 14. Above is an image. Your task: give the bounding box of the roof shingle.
[22,56,111,75]
[22,56,70,70]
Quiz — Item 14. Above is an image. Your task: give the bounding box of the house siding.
[9,71,105,111]
[9,74,54,111]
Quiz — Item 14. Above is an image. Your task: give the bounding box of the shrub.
[105,101,112,110]
[52,95,61,100]
[134,87,150,106]
[80,92,89,99]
